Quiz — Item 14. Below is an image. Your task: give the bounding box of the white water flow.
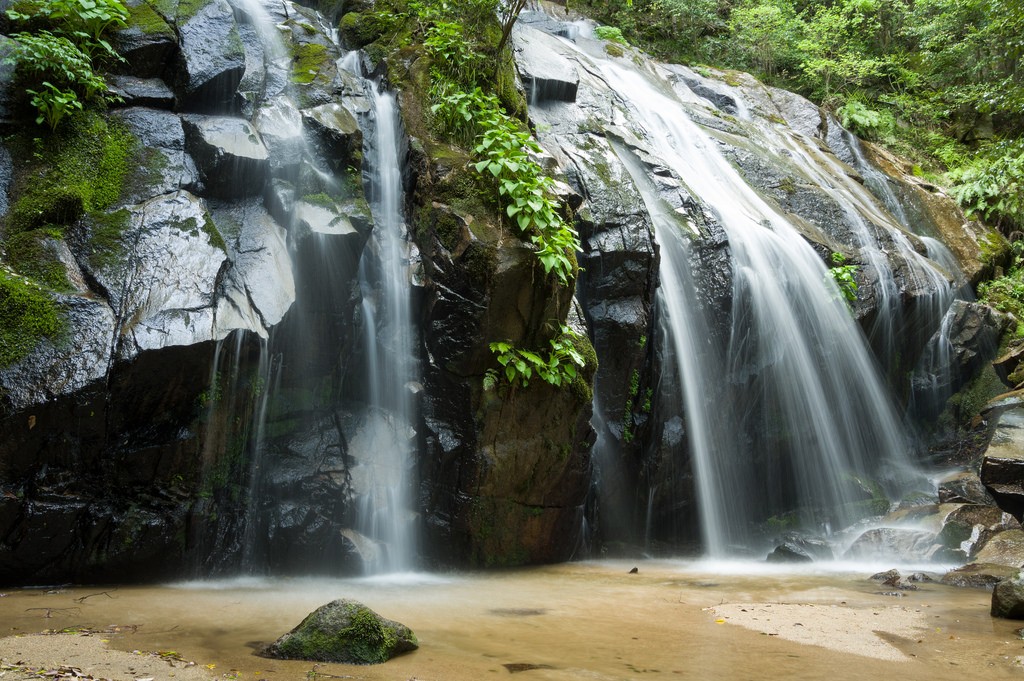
[597,59,919,555]
[741,119,955,367]
[355,84,417,573]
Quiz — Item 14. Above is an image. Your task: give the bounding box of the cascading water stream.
[351,81,419,574]
[589,56,923,554]
[192,0,420,574]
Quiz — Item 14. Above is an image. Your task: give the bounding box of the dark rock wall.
[0,0,372,583]
[0,0,1006,582]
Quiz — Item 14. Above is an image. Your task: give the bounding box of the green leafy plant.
[837,97,883,137]
[4,0,126,130]
[827,251,859,303]
[431,87,581,285]
[949,139,1024,231]
[424,20,486,85]
[27,82,83,130]
[8,0,129,37]
[5,31,107,98]
[484,324,586,390]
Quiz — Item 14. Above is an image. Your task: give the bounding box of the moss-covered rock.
[261,599,418,664]
[338,11,386,49]
[113,1,177,78]
[4,113,137,237]
[0,267,65,368]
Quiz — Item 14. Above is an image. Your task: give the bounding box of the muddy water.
[1,560,1022,680]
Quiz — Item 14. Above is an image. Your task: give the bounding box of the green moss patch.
[5,112,137,236]
[82,207,132,270]
[290,42,329,85]
[4,227,71,291]
[339,11,387,48]
[175,0,211,23]
[0,267,64,367]
[126,1,174,35]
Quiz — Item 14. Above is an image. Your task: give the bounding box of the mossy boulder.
[261,599,418,664]
[993,570,1024,618]
[113,0,177,78]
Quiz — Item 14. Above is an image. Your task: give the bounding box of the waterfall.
[518,18,946,555]
[352,82,419,574]
[603,60,921,553]
[186,0,420,575]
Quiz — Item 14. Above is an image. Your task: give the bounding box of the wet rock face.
[939,470,997,506]
[981,408,1024,521]
[0,0,372,583]
[175,0,246,112]
[408,128,596,566]
[183,116,270,198]
[111,2,177,79]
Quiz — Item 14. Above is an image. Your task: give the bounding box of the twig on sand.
[73,591,117,604]
[24,607,81,619]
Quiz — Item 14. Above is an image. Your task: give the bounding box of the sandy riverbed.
[1,560,1022,681]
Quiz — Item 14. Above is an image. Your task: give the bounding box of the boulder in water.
[942,562,1020,589]
[938,470,996,506]
[935,504,1020,558]
[845,528,935,562]
[766,542,814,563]
[767,534,833,563]
[993,571,1024,618]
[261,599,418,664]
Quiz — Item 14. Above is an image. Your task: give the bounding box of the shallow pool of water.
[1,560,1021,680]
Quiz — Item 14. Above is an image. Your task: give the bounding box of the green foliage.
[726,0,803,79]
[484,324,586,390]
[594,25,629,44]
[424,20,487,84]
[5,31,107,99]
[949,139,1024,231]
[27,81,83,130]
[827,252,859,303]
[837,97,889,138]
[4,0,127,130]
[471,112,580,284]
[423,3,581,286]
[8,0,128,58]
[978,243,1024,336]
[0,266,65,367]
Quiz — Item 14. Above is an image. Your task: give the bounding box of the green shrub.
[594,25,629,44]
[5,31,107,99]
[949,139,1024,232]
[4,0,127,130]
